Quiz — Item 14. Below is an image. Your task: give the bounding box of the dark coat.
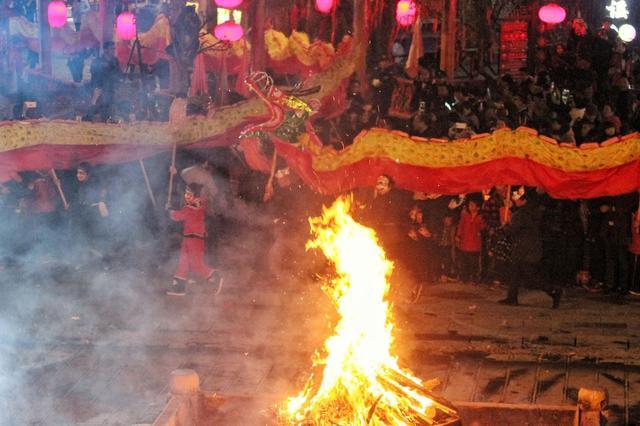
[508,200,544,263]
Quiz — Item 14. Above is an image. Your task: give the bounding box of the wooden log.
[378,367,459,420]
[369,393,434,425]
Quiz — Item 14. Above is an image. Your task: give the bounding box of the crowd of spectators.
[316,20,640,306]
[318,30,640,148]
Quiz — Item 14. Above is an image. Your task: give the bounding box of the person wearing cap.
[167,183,223,296]
[170,154,229,258]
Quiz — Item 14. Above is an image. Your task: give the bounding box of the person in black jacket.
[596,195,634,296]
[499,189,561,308]
[70,163,108,260]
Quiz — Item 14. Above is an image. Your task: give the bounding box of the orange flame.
[281,196,436,425]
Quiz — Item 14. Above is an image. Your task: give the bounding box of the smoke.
[0,147,335,424]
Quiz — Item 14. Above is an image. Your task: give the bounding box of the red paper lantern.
[315,0,334,13]
[47,1,67,29]
[214,21,244,42]
[214,0,243,9]
[396,0,417,27]
[538,3,566,24]
[116,11,137,41]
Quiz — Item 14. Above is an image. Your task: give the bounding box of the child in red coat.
[167,184,222,296]
[456,197,485,283]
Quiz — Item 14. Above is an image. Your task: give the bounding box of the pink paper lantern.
[214,21,244,42]
[315,0,334,13]
[396,0,417,27]
[47,1,67,29]
[214,0,243,9]
[538,3,566,24]
[116,11,137,40]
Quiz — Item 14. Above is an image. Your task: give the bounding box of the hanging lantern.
[619,24,636,42]
[315,0,334,13]
[538,3,566,24]
[47,1,67,28]
[214,0,243,9]
[396,0,417,27]
[116,11,137,40]
[214,21,244,42]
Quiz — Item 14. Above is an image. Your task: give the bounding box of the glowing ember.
[280,197,458,425]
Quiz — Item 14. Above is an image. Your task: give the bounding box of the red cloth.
[456,210,485,253]
[271,140,640,199]
[174,237,213,280]
[170,204,207,236]
[0,141,169,182]
[238,137,272,173]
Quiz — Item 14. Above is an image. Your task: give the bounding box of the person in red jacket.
[456,196,485,284]
[167,183,223,296]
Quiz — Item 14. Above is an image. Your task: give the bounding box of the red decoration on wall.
[214,21,244,41]
[116,12,137,40]
[500,21,528,79]
[315,0,334,14]
[47,1,67,28]
[214,0,243,9]
[396,0,417,27]
[538,3,566,24]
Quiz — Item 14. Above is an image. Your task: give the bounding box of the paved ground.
[2,229,640,425]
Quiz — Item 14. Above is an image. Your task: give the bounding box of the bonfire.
[280,197,459,425]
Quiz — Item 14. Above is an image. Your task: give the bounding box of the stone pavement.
[2,253,640,424]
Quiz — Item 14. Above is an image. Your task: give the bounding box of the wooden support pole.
[38,0,52,75]
[139,159,157,208]
[353,0,368,90]
[98,0,105,53]
[100,0,116,53]
[0,8,9,89]
[446,0,457,81]
[250,0,266,72]
[439,0,456,80]
[50,169,69,210]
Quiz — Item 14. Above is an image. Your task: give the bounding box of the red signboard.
[499,21,528,78]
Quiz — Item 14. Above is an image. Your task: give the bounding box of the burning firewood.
[278,197,459,425]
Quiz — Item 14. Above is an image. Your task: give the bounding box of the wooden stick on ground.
[139,159,157,208]
[50,169,69,210]
[166,142,177,210]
